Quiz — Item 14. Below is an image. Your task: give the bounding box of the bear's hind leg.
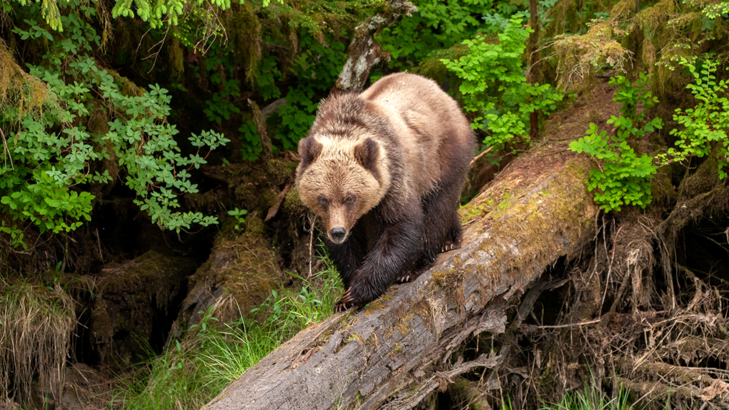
[441,209,463,253]
[394,185,463,284]
[422,183,464,257]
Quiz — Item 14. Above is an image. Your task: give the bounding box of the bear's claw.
[397,275,412,283]
[335,289,357,312]
[441,242,459,253]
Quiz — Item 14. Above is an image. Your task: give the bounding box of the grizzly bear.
[295,72,475,311]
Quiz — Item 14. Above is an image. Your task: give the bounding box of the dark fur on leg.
[325,228,366,289]
[335,202,423,310]
[404,180,464,274]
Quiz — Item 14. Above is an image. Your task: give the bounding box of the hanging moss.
[168,35,185,78]
[223,3,262,85]
[609,0,634,22]
[554,21,632,90]
[0,40,48,114]
[637,0,676,33]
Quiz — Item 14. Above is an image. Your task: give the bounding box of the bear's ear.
[354,138,379,173]
[299,137,323,169]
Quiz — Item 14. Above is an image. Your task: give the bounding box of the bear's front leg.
[325,228,366,289]
[335,215,423,311]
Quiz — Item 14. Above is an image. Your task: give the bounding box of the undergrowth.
[1,2,229,242]
[569,74,662,212]
[571,55,729,213]
[0,278,74,406]
[442,14,563,151]
[115,252,342,410]
[541,388,633,410]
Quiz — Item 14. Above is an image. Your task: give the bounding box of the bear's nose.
[330,227,346,241]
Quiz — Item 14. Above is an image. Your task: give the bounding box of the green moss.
[679,156,720,198]
[90,250,199,365]
[168,36,184,78]
[266,158,298,186]
[109,69,145,97]
[458,151,594,300]
[283,187,307,216]
[458,202,490,224]
[363,293,393,316]
[182,215,278,325]
[223,3,261,84]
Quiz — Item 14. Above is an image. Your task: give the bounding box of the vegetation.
[442,14,563,150]
[115,253,342,409]
[0,279,74,404]
[1,1,228,240]
[660,56,729,178]
[569,74,662,212]
[540,383,638,410]
[2,0,729,407]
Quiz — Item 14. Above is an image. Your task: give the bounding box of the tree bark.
[528,0,540,139]
[202,143,597,410]
[332,0,417,93]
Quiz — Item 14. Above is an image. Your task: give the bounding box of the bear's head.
[295,134,390,244]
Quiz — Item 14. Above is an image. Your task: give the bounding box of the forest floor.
[3,80,729,410]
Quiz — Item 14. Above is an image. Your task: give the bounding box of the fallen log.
[203,143,597,410]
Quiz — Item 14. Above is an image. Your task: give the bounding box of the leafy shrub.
[228,208,248,231]
[569,74,663,212]
[271,34,346,152]
[376,0,508,69]
[0,2,228,242]
[442,14,563,150]
[659,57,729,177]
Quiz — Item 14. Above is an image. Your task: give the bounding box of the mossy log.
[202,143,597,410]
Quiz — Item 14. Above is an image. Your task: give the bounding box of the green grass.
[540,386,632,410]
[538,381,671,410]
[115,253,343,410]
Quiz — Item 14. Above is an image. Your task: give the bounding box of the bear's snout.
[329,227,347,243]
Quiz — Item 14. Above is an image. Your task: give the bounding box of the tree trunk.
[202,142,597,410]
[528,0,540,139]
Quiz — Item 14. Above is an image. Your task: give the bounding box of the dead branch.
[248,99,272,161]
[332,0,417,92]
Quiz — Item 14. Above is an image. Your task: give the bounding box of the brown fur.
[296,72,475,310]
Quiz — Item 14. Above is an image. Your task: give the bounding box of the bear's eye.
[318,197,329,206]
[345,196,355,204]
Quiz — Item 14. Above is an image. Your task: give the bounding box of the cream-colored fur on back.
[359,72,473,198]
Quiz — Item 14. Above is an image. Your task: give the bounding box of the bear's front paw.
[397,274,413,283]
[334,288,359,312]
[441,241,460,253]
